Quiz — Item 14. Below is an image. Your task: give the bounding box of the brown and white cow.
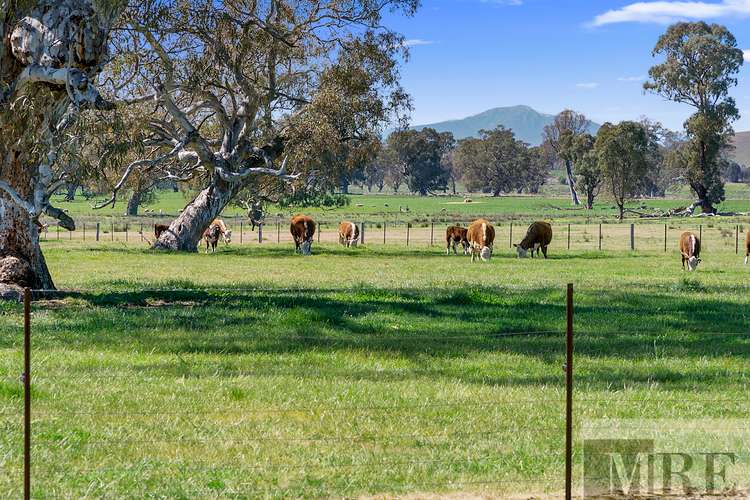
[467,219,495,262]
[291,215,316,255]
[338,221,360,247]
[202,219,232,253]
[745,231,750,265]
[679,231,701,271]
[515,221,553,259]
[446,226,469,255]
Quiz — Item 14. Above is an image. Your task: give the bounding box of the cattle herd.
[149,216,750,270]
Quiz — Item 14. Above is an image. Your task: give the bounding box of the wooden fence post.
[736,225,740,255]
[664,224,668,253]
[565,283,574,500]
[630,224,634,251]
[277,222,281,244]
[383,221,386,245]
[23,287,31,500]
[140,223,144,242]
[96,222,100,242]
[318,223,322,243]
[567,224,571,250]
[406,223,410,247]
[430,222,434,247]
[83,223,86,241]
[360,222,365,245]
[111,222,114,241]
[699,224,702,243]
[598,223,602,251]
[125,224,128,242]
[509,222,513,248]
[240,221,243,244]
[258,223,263,244]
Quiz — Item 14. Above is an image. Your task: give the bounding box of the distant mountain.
[410,105,600,145]
[731,132,750,166]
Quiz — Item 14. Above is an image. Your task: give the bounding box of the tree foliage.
[388,128,454,196]
[645,22,744,213]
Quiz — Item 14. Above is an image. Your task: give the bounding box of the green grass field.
[51,182,750,226]
[1,240,750,497]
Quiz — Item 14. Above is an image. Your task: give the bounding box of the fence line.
[40,219,749,255]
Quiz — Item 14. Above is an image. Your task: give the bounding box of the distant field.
[50,182,750,227]
[1,242,750,496]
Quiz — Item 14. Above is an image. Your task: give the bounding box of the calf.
[445,226,469,255]
[745,231,749,265]
[679,231,701,271]
[203,224,222,253]
[338,221,360,247]
[515,221,553,259]
[291,215,316,255]
[467,219,495,262]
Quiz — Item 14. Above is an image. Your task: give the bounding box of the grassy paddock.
[1,243,750,497]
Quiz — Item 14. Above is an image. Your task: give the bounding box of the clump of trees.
[453,127,547,196]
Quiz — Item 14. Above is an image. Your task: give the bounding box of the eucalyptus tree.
[0,0,121,291]
[389,128,454,196]
[543,110,591,206]
[595,122,650,220]
[645,22,744,214]
[103,0,415,251]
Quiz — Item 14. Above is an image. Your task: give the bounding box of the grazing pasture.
[1,241,750,497]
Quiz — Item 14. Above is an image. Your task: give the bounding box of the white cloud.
[403,39,434,47]
[591,0,750,26]
[618,75,647,82]
[744,49,750,62]
[576,82,600,89]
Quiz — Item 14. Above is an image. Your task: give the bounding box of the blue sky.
[383,0,750,131]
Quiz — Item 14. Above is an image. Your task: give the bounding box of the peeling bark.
[0,0,117,292]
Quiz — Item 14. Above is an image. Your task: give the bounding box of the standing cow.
[745,231,750,265]
[679,231,701,271]
[203,219,232,253]
[515,221,553,259]
[291,215,316,255]
[338,221,360,247]
[467,219,495,262]
[446,226,470,255]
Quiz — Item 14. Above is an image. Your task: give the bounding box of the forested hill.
[410,105,600,145]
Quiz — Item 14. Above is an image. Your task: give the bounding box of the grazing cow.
[745,231,750,265]
[515,221,553,259]
[290,215,316,255]
[338,221,360,247]
[467,219,495,262]
[679,231,702,271]
[154,223,170,238]
[445,226,469,255]
[202,219,233,253]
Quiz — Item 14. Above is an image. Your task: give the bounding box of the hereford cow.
[467,219,495,262]
[202,219,232,253]
[338,221,360,247]
[291,215,316,255]
[445,226,469,255]
[515,221,553,259]
[679,231,701,271]
[745,231,750,265]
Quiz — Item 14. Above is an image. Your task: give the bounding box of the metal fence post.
[277,222,280,244]
[565,283,574,500]
[125,224,128,242]
[23,287,31,500]
[664,224,668,253]
[140,223,144,242]
[258,223,263,244]
[736,225,740,255]
[598,223,602,251]
[360,222,365,245]
[111,222,114,241]
[383,221,386,245]
[240,222,243,244]
[430,222,434,247]
[406,223,410,247]
[509,222,513,248]
[630,224,634,251]
[83,223,86,241]
[567,224,571,250]
[318,223,322,244]
[96,223,100,242]
[699,224,702,243]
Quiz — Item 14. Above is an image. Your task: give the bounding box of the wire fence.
[2,286,750,498]
[39,217,750,254]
